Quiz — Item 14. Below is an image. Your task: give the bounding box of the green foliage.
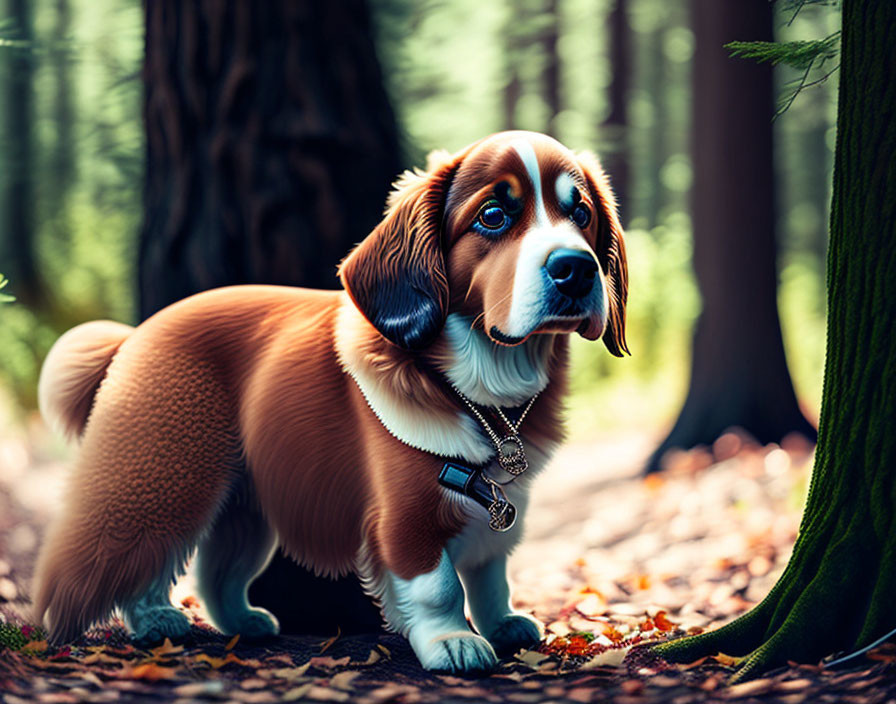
[726,35,839,71]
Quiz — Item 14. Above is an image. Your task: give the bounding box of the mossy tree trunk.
[0,0,41,306]
[654,0,896,680]
[646,0,816,472]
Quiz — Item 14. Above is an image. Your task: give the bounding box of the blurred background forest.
[0,0,837,443]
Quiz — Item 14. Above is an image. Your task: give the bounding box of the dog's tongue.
[577,316,605,341]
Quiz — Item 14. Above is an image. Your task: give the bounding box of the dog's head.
[339,131,628,355]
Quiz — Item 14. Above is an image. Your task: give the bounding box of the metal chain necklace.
[450,385,539,477]
[448,386,539,531]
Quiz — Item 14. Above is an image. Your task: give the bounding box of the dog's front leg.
[386,550,497,673]
[459,554,543,656]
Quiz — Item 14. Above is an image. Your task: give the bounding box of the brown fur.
[33,131,627,643]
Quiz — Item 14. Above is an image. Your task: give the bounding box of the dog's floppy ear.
[339,152,463,350]
[576,150,629,357]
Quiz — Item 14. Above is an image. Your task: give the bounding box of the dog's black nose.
[545,249,598,299]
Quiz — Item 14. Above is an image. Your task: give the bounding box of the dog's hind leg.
[195,477,279,639]
[121,555,192,645]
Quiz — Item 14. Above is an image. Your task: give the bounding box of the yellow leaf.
[357,649,381,666]
[713,652,742,667]
[21,640,49,654]
[226,634,240,651]
[193,651,251,669]
[150,638,184,658]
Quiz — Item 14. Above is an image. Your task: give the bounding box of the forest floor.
[1,415,894,703]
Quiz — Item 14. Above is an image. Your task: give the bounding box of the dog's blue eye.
[479,205,507,230]
[571,203,591,229]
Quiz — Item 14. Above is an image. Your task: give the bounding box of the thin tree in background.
[646,0,815,472]
[600,0,630,221]
[48,0,75,214]
[0,0,40,306]
[139,0,403,634]
[655,0,896,679]
[540,0,561,136]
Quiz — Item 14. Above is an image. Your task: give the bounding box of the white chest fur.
[337,301,558,566]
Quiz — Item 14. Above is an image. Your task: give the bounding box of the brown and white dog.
[33,130,627,673]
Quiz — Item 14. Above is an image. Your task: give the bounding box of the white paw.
[485,613,543,657]
[416,631,498,673]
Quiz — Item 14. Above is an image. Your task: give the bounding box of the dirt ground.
[1,412,894,703]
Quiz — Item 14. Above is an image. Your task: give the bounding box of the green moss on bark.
[653,0,896,681]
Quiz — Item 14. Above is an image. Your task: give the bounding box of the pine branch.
[726,33,840,71]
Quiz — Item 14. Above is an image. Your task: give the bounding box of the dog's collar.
[415,359,538,533]
[438,461,517,532]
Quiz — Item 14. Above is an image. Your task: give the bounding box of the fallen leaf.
[304,686,349,702]
[515,650,551,668]
[712,652,741,667]
[725,678,775,698]
[282,684,314,701]
[330,670,361,690]
[149,638,183,658]
[226,634,240,651]
[581,645,631,669]
[654,611,675,631]
[307,655,351,670]
[124,663,179,681]
[173,681,226,697]
[20,640,49,654]
[318,626,341,654]
[268,663,312,680]
[357,649,382,666]
[192,652,253,669]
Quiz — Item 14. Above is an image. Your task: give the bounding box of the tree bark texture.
[540,0,561,136]
[646,0,816,472]
[654,0,896,680]
[140,0,402,634]
[139,0,402,318]
[0,0,40,305]
[600,0,630,222]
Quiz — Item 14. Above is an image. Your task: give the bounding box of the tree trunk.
[0,0,40,305]
[48,0,75,213]
[654,0,896,680]
[646,0,816,472]
[599,0,630,222]
[139,0,402,317]
[541,0,561,136]
[140,0,402,635]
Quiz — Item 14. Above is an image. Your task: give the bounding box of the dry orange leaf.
[318,626,342,654]
[225,634,240,651]
[20,640,49,654]
[712,652,741,667]
[654,610,675,632]
[126,662,180,681]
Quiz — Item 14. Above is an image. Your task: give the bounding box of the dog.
[33,130,627,673]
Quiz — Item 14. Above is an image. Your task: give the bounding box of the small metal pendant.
[488,498,517,532]
[497,435,528,475]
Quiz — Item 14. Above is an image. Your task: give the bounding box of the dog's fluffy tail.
[38,321,134,440]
